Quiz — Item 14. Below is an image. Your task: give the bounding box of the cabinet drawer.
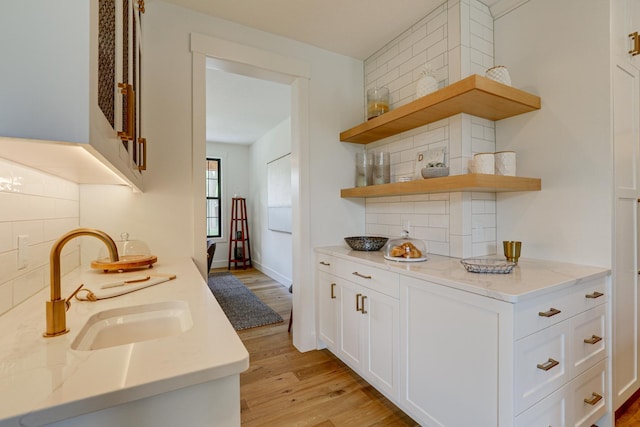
[515,384,567,427]
[515,321,571,414]
[515,277,607,339]
[571,360,607,427]
[316,254,336,274]
[571,305,606,377]
[332,257,399,298]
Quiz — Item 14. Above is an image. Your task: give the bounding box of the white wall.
[494,0,612,267]
[249,118,293,286]
[205,142,251,269]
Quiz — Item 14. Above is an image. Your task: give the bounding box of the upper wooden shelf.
[340,174,541,198]
[340,74,541,144]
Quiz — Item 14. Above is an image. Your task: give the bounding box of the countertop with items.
[0,257,248,426]
[316,246,610,303]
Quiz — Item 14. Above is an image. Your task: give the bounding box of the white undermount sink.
[71,300,193,351]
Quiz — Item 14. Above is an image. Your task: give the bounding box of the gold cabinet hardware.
[117,83,135,141]
[630,32,640,56]
[536,358,559,371]
[538,308,561,318]
[583,335,602,345]
[360,295,368,314]
[356,293,362,311]
[352,272,372,279]
[137,137,147,170]
[585,291,604,299]
[583,392,603,406]
[330,283,336,299]
[320,261,330,266]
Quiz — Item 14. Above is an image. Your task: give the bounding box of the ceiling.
[163,0,506,145]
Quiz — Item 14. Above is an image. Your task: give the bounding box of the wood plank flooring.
[216,267,418,427]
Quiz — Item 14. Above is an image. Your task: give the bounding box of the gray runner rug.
[208,272,283,330]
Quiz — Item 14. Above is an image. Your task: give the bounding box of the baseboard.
[251,261,291,287]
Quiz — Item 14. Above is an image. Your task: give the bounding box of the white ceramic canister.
[416,67,438,98]
[495,151,516,176]
[472,153,495,174]
[485,65,511,86]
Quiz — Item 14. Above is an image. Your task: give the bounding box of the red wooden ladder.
[228,197,252,270]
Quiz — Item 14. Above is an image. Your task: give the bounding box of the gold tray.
[91,255,158,273]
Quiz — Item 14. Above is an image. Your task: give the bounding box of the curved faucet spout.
[44,228,119,337]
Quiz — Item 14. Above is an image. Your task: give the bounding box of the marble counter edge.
[315,246,611,303]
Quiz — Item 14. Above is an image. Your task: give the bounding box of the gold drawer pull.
[584,335,602,345]
[583,392,603,406]
[538,308,561,318]
[356,293,362,311]
[537,358,559,371]
[585,291,604,299]
[320,261,330,266]
[352,272,372,279]
[330,283,336,299]
[361,295,368,314]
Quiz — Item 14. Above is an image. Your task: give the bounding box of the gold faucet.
[44,228,119,337]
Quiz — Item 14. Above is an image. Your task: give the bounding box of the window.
[206,158,221,238]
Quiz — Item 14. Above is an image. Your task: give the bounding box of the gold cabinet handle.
[361,295,368,314]
[630,32,640,56]
[352,272,372,279]
[319,261,330,266]
[584,392,603,406]
[536,358,559,371]
[356,293,362,312]
[538,308,561,318]
[117,83,135,141]
[137,137,147,171]
[585,291,604,299]
[584,335,602,345]
[330,283,336,299]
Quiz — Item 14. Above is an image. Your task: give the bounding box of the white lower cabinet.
[315,252,611,426]
[337,279,399,397]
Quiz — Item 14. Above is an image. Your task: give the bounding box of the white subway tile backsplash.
[0,158,80,314]
[363,0,496,259]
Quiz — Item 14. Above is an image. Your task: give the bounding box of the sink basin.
[71,300,193,351]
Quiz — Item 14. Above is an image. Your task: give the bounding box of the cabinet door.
[317,271,338,351]
[613,58,640,409]
[337,281,364,369]
[400,276,512,427]
[361,287,399,398]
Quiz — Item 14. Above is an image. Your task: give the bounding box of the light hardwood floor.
[222,267,640,426]
[216,267,418,427]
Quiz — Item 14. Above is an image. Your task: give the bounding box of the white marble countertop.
[316,246,611,303]
[0,257,249,426]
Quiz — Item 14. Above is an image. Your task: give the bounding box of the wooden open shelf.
[340,174,541,198]
[340,74,541,144]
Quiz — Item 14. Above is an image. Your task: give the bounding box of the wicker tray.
[460,258,516,274]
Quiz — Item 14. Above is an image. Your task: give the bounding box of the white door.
[317,271,338,351]
[612,58,640,409]
[338,281,364,369]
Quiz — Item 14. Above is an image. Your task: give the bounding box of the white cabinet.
[0,0,145,190]
[400,274,512,426]
[315,255,399,399]
[314,251,611,426]
[612,0,640,410]
[317,270,338,351]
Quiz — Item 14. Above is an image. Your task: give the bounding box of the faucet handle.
[65,284,85,311]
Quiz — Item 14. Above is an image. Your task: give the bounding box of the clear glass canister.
[355,151,373,187]
[367,87,389,120]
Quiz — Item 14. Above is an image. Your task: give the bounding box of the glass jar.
[355,151,373,187]
[372,151,390,185]
[367,87,389,120]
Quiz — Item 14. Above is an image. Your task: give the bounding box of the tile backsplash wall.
[0,159,80,315]
[361,0,497,258]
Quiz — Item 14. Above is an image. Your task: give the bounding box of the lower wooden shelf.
[340,174,541,198]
